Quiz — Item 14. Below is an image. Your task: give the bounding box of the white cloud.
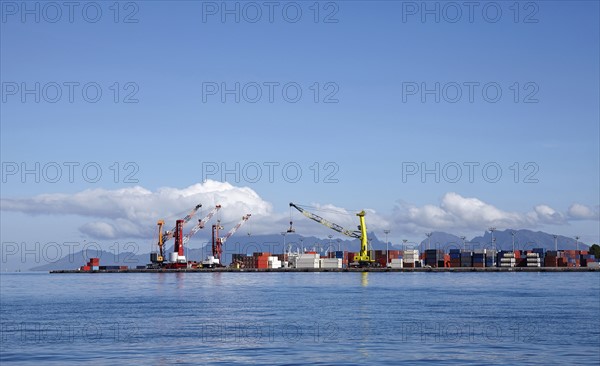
[530,205,565,225]
[391,192,575,234]
[567,203,600,220]
[1,180,274,240]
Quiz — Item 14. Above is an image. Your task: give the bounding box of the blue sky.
[1,1,599,266]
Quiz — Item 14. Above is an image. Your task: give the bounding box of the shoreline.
[50,267,600,273]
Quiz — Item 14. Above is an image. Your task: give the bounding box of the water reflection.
[361,271,368,287]
[211,271,222,286]
[175,271,184,289]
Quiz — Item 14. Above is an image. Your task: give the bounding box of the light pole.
[328,234,333,254]
[426,232,432,250]
[336,239,341,252]
[488,227,496,251]
[384,229,390,266]
[511,231,516,253]
[553,235,557,252]
[488,227,496,267]
[575,236,580,267]
[460,236,466,251]
[281,232,286,255]
[402,239,408,251]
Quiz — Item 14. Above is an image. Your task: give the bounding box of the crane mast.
[289,203,373,266]
[155,220,165,262]
[214,214,251,261]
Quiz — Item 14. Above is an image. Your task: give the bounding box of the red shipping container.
[89,258,100,266]
[388,250,400,259]
[544,258,557,267]
[82,266,91,271]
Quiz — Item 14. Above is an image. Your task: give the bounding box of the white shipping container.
[299,253,320,259]
[268,262,281,269]
[404,250,419,256]
[390,258,403,269]
[296,259,320,269]
[320,258,342,269]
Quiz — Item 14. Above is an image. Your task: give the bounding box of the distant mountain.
[469,229,590,252]
[27,230,592,271]
[30,250,148,272]
[419,231,464,251]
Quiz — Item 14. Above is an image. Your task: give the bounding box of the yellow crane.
[289,203,374,266]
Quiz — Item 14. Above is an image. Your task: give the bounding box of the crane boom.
[289,202,372,265]
[221,214,251,245]
[289,203,360,239]
[162,203,203,242]
[183,205,221,245]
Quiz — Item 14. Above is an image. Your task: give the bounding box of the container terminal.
[51,202,599,273]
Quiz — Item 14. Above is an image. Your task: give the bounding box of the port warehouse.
[76,248,599,272]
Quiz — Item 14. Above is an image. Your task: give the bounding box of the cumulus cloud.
[1,180,274,240]
[391,192,576,234]
[567,203,600,220]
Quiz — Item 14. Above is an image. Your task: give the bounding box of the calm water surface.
[1,272,599,365]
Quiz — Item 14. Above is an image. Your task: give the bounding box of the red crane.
[204,214,251,267]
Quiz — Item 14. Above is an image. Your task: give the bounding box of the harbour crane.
[150,203,202,265]
[166,205,222,269]
[203,214,251,267]
[289,203,374,266]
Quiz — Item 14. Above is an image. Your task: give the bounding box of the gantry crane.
[203,214,251,267]
[289,203,374,266]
